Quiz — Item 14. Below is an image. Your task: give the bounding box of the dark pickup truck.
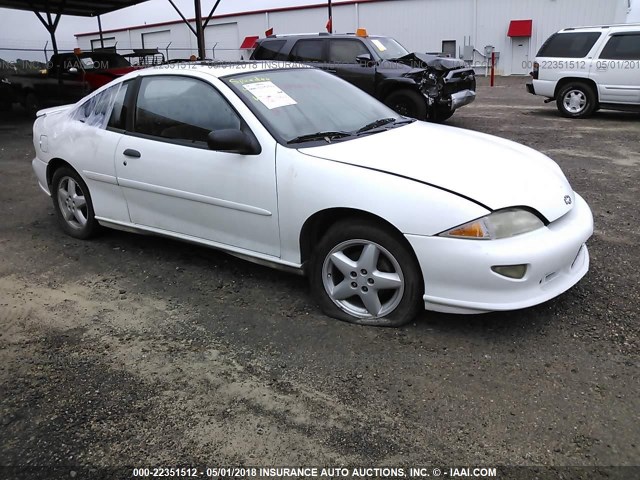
[251,32,476,122]
[8,51,137,115]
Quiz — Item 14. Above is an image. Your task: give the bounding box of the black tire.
[309,220,423,327]
[384,89,428,120]
[556,82,597,119]
[51,166,100,239]
[25,92,40,117]
[430,106,455,123]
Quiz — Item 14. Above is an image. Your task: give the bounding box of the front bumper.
[406,193,593,314]
[450,89,476,110]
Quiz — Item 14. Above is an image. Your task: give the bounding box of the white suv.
[527,24,640,118]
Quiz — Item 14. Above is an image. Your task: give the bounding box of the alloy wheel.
[57,176,88,229]
[563,89,587,114]
[321,239,405,318]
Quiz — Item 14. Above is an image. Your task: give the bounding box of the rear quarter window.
[537,32,602,58]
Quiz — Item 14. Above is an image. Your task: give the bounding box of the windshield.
[369,37,410,60]
[223,68,403,145]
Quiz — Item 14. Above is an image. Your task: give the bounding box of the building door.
[511,37,530,75]
[205,23,240,60]
[442,40,456,58]
[141,30,171,58]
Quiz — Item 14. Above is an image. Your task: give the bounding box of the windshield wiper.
[356,117,415,135]
[287,131,352,145]
[356,117,396,134]
[392,117,416,125]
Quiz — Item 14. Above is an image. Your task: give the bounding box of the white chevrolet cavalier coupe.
[32,62,593,326]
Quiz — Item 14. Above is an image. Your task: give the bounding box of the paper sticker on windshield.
[242,81,297,109]
[371,39,387,52]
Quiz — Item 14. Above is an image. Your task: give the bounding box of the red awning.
[507,20,532,37]
[240,35,259,49]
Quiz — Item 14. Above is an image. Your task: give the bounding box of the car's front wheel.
[556,82,597,118]
[309,220,423,327]
[384,89,427,120]
[51,166,99,239]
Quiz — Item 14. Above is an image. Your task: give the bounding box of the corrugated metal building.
[75,0,632,75]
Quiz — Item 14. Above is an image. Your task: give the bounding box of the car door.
[114,74,280,257]
[327,39,376,95]
[591,32,640,104]
[289,38,328,69]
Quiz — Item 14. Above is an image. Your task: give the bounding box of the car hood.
[394,52,466,71]
[298,122,575,222]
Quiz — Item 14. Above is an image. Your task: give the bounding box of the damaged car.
[251,31,476,122]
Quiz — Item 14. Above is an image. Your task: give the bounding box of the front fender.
[376,76,420,99]
[276,145,489,265]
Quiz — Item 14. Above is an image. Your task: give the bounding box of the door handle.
[325,69,337,73]
[123,149,141,158]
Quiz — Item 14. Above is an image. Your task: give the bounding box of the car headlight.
[439,208,544,240]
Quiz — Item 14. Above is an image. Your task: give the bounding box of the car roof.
[260,33,385,40]
[134,61,308,79]
[559,23,640,33]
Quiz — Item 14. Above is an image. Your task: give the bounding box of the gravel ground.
[0,76,638,475]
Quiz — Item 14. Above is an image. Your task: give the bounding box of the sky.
[0,0,341,61]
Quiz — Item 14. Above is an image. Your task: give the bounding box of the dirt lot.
[1,76,639,474]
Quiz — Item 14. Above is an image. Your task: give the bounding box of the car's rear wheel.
[51,167,99,239]
[556,82,597,118]
[384,89,427,120]
[309,220,422,327]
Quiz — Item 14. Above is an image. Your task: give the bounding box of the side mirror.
[207,129,261,155]
[68,67,79,74]
[356,53,373,66]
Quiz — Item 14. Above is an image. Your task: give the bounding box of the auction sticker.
[242,81,297,109]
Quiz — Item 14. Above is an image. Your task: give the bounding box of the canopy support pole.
[97,15,105,49]
[30,0,63,55]
[194,0,205,59]
[166,0,222,60]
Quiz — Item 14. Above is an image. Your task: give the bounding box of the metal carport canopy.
[0,0,222,58]
[0,1,150,16]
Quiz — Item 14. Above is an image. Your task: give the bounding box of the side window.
[599,33,640,60]
[107,81,131,130]
[253,40,287,60]
[290,39,325,62]
[328,40,370,63]
[73,83,122,128]
[134,76,242,144]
